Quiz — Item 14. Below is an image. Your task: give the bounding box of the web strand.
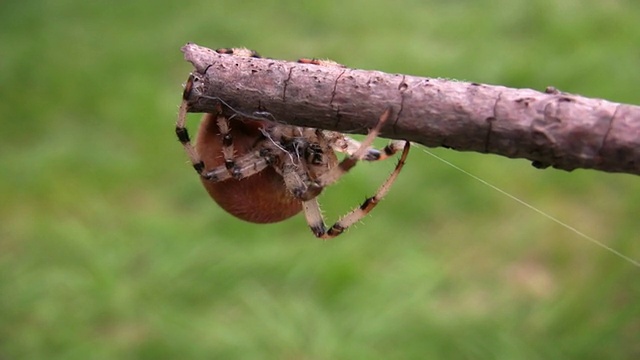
[421,148,640,268]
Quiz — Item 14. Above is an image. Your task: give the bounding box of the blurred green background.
[1,0,639,358]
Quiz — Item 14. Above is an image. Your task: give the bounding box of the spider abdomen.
[196,114,302,223]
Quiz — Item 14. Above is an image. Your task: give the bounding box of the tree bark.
[180,43,640,175]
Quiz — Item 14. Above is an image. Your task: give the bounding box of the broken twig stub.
[180,43,640,175]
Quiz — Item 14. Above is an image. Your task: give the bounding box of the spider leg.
[364,140,407,161]
[312,108,393,190]
[176,74,257,181]
[201,151,271,182]
[213,111,246,179]
[325,131,407,162]
[302,198,329,238]
[278,160,311,199]
[309,140,410,239]
[297,58,346,68]
[175,75,208,176]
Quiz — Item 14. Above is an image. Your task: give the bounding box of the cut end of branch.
[181,43,219,74]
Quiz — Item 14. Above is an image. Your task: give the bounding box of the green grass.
[1,0,639,358]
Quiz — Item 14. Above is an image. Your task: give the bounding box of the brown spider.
[176,49,410,239]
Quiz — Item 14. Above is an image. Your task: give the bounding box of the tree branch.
[180,43,640,175]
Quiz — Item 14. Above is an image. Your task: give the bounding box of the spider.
[176,48,410,239]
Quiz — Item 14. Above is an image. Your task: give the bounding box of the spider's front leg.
[295,108,411,239]
[299,108,394,199]
[303,140,411,239]
[324,131,407,162]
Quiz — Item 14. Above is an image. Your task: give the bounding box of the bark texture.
[180,43,640,175]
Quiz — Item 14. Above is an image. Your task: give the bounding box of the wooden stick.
[180,43,640,175]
